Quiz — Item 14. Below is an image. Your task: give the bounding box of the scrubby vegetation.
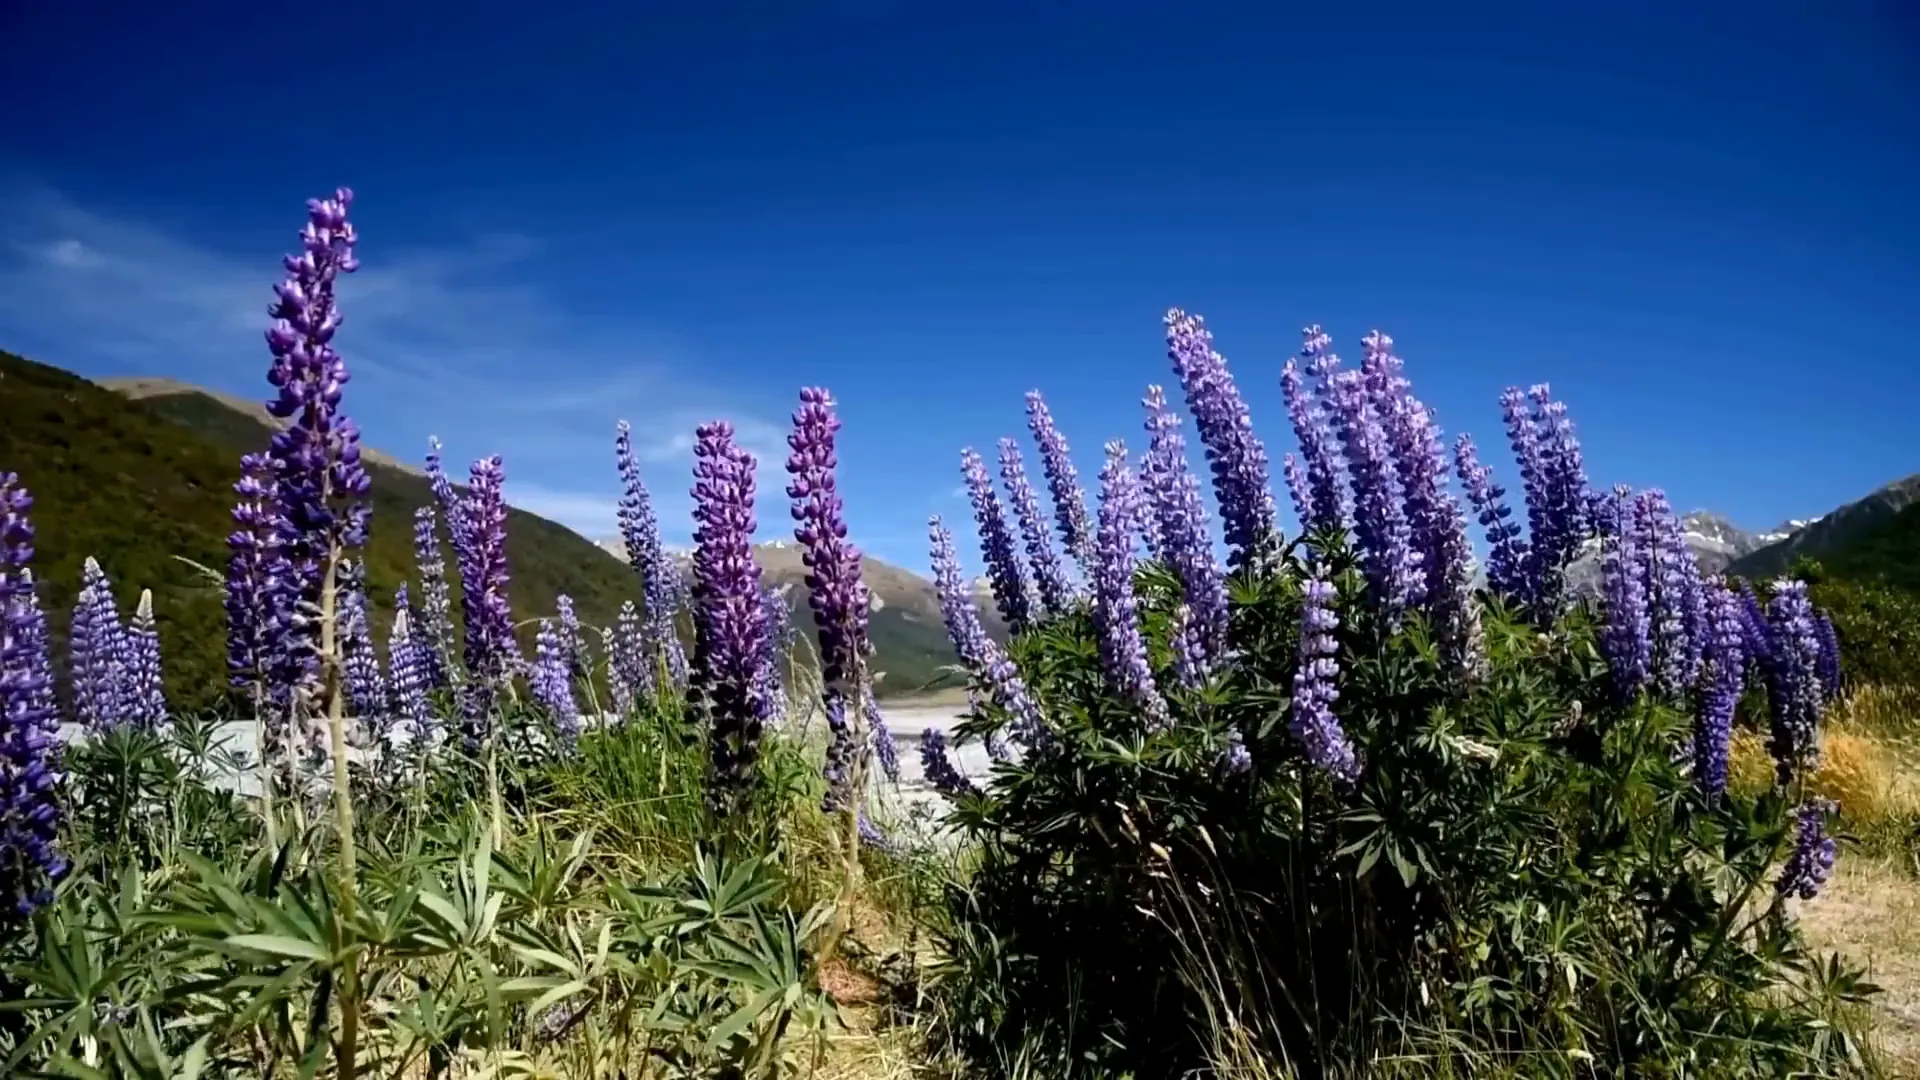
[0,187,1908,1079]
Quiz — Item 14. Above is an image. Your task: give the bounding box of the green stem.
[319,554,361,1080]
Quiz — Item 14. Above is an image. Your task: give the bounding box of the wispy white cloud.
[0,184,792,542]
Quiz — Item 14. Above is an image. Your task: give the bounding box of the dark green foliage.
[928,542,1873,1079]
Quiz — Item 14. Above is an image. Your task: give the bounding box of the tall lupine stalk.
[410,505,456,691]
[1024,391,1096,572]
[961,447,1037,633]
[1452,434,1529,603]
[555,594,587,684]
[1362,332,1483,676]
[1779,798,1839,900]
[929,516,1047,746]
[1694,582,1746,799]
[1324,359,1422,620]
[1163,309,1278,569]
[0,478,68,918]
[784,386,888,909]
[689,422,774,817]
[1501,385,1591,619]
[1284,327,1352,538]
[227,451,298,834]
[125,589,167,730]
[998,438,1075,616]
[1599,490,1653,702]
[70,556,130,732]
[339,560,389,738]
[455,457,514,748]
[1637,491,1705,698]
[531,619,581,751]
[1140,385,1227,683]
[610,600,651,707]
[756,585,792,729]
[256,188,371,1077]
[1291,569,1360,784]
[1763,579,1827,785]
[1091,441,1168,729]
[387,601,434,751]
[616,420,688,695]
[1813,612,1842,701]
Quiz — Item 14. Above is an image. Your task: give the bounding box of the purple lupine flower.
[755,586,790,730]
[928,516,1048,747]
[998,438,1075,616]
[1813,611,1842,702]
[918,729,978,799]
[1630,491,1703,698]
[388,598,434,748]
[1693,583,1746,799]
[338,560,389,729]
[1452,434,1530,603]
[227,452,292,700]
[1281,452,1313,529]
[1764,579,1827,784]
[1168,603,1205,689]
[456,456,514,746]
[1092,441,1168,728]
[1322,363,1422,617]
[71,556,130,732]
[1599,490,1653,701]
[868,693,899,784]
[962,447,1037,633]
[262,188,372,710]
[1290,572,1359,783]
[555,594,587,684]
[0,477,69,917]
[857,807,898,853]
[1428,492,1488,682]
[1509,385,1591,618]
[531,619,581,751]
[787,388,874,699]
[1283,328,1351,538]
[610,599,651,707]
[125,589,167,731]
[1140,386,1228,680]
[1024,391,1096,571]
[689,422,774,811]
[821,690,856,811]
[1219,727,1252,777]
[1734,578,1773,675]
[615,420,688,690]
[1499,387,1553,609]
[425,437,464,542]
[1778,798,1838,900]
[1363,331,1463,614]
[411,505,456,691]
[601,626,632,717]
[1165,309,1278,568]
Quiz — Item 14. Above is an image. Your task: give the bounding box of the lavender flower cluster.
[0,475,68,917]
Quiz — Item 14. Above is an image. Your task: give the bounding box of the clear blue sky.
[2,2,1916,571]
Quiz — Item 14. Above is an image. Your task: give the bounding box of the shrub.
[918,317,1873,1078]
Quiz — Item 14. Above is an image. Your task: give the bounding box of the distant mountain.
[596,535,988,697]
[1728,473,1920,583]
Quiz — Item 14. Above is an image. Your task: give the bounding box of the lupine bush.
[918,311,1873,1077]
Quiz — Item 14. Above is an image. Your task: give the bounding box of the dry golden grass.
[1802,856,1920,1077]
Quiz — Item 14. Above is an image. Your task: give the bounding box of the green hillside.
[1729,484,1920,691]
[1,349,650,711]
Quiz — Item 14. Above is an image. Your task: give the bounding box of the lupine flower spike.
[0,475,69,917]
[689,422,774,814]
[1024,391,1096,572]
